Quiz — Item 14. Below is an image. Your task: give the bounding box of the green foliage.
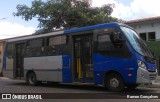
[13,0,118,34]
[146,41,160,58]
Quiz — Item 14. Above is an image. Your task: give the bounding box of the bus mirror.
[110,33,125,48]
[110,33,125,43]
[114,39,125,49]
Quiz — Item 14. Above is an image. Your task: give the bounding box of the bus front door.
[73,34,94,82]
[15,43,25,78]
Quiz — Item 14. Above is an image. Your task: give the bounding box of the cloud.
[129,0,160,19]
[0,21,35,39]
[92,0,160,20]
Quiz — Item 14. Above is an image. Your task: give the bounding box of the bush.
[145,41,160,58]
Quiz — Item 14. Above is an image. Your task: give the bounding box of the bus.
[2,22,157,92]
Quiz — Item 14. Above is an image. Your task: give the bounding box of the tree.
[13,0,118,34]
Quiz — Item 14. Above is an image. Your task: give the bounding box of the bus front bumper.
[136,67,157,85]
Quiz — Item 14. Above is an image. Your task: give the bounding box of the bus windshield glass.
[120,26,154,58]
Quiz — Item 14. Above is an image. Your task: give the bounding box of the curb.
[148,76,160,88]
[0,77,9,80]
[148,83,160,88]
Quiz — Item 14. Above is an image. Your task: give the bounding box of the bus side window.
[47,35,67,56]
[6,44,14,59]
[97,33,130,58]
[97,34,116,52]
[26,39,44,57]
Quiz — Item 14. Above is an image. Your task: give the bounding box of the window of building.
[139,33,147,40]
[148,32,156,41]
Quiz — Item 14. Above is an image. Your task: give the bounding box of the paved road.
[0,77,160,102]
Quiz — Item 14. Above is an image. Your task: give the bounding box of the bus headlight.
[137,60,146,69]
[156,68,158,72]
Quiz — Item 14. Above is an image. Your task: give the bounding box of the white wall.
[128,21,160,40]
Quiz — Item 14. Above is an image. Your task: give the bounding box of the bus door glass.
[73,34,94,82]
[15,43,25,78]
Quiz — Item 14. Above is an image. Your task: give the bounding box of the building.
[126,16,160,41]
[0,40,5,76]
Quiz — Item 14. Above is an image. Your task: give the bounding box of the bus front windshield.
[120,26,154,58]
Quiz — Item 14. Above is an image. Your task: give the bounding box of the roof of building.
[126,16,160,24]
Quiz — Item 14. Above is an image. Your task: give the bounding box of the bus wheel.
[126,84,138,90]
[105,73,124,92]
[27,72,37,86]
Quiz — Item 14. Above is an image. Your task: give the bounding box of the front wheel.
[26,72,37,86]
[104,73,124,92]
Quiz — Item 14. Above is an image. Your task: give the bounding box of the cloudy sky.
[0,0,160,39]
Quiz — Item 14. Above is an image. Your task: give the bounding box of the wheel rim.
[29,74,36,85]
[109,78,119,88]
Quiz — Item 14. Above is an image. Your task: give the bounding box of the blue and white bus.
[3,22,157,91]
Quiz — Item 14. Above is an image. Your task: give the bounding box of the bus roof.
[64,22,121,34]
[5,22,125,42]
[5,31,64,42]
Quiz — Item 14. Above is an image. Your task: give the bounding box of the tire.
[126,84,138,90]
[26,72,37,86]
[104,73,124,92]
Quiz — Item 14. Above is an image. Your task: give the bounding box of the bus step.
[71,82,95,86]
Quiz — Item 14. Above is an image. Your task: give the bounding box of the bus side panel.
[24,55,63,82]
[3,57,14,79]
[94,53,137,85]
[62,55,71,83]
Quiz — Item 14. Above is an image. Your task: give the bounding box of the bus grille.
[149,74,157,80]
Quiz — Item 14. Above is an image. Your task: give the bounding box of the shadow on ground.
[9,81,156,94]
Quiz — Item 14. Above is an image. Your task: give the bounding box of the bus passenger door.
[73,34,94,82]
[15,43,25,78]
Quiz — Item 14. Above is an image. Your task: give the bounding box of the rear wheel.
[26,72,37,86]
[104,73,124,92]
